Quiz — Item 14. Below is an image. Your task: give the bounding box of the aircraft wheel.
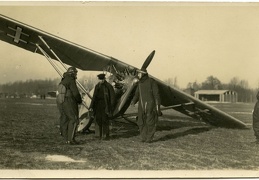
[77,116,94,133]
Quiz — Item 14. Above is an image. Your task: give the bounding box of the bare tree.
[227,77,253,102]
[186,81,201,91]
[201,75,222,90]
[164,77,179,89]
[78,74,98,91]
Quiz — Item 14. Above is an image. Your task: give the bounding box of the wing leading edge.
[0,14,136,73]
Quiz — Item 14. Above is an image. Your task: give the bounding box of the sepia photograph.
[0,1,259,178]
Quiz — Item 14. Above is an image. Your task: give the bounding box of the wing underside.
[0,14,135,73]
[154,77,247,128]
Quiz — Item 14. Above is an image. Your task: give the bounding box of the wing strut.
[35,43,90,109]
[35,44,64,77]
[161,102,195,111]
[37,36,92,100]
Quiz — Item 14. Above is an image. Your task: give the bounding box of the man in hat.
[57,66,82,145]
[253,91,259,143]
[131,68,162,143]
[89,73,115,140]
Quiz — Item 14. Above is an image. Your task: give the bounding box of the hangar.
[194,90,238,103]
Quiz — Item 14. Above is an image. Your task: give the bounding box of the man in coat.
[89,73,115,140]
[253,91,259,143]
[57,66,82,145]
[131,68,162,143]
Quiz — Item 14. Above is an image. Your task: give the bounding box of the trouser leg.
[57,104,63,135]
[67,121,77,141]
[253,120,259,140]
[95,115,103,138]
[138,114,147,141]
[95,101,106,138]
[99,118,103,138]
[95,111,109,139]
[94,118,100,137]
[59,106,69,141]
[102,115,109,138]
[63,101,79,142]
[140,124,148,141]
[146,111,157,142]
[66,114,78,142]
[60,121,69,141]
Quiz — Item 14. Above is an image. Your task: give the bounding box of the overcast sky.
[1,2,259,88]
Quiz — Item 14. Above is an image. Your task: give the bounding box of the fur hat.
[67,67,78,74]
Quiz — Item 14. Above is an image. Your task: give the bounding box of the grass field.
[0,98,259,177]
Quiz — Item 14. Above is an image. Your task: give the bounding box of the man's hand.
[130,102,135,107]
[156,105,163,116]
[89,108,94,118]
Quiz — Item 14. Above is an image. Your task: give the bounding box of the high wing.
[153,77,247,128]
[0,14,247,129]
[0,14,135,73]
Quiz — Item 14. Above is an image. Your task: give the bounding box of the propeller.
[140,50,156,70]
[114,50,157,114]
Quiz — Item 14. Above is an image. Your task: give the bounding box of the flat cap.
[97,73,106,80]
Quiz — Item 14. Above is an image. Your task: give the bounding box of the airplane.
[0,14,247,134]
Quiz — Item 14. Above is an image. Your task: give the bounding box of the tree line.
[0,74,98,98]
[0,74,258,103]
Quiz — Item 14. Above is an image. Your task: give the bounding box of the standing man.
[131,68,162,143]
[253,91,259,143]
[89,73,115,140]
[56,66,82,145]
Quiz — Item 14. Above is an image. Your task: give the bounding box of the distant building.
[194,90,238,103]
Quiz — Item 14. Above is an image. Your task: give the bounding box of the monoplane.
[0,14,247,132]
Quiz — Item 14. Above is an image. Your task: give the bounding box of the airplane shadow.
[155,114,215,142]
[109,114,215,141]
[157,113,209,131]
[110,122,139,139]
[156,119,204,131]
[154,126,214,142]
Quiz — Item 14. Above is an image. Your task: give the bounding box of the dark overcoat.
[132,74,160,141]
[253,92,259,140]
[90,80,115,138]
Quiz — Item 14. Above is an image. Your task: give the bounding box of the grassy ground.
[0,98,258,177]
